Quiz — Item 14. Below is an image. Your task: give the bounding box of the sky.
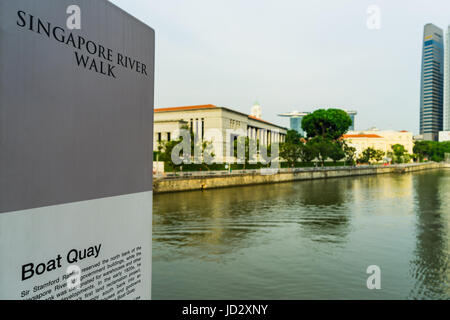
[109,0,450,134]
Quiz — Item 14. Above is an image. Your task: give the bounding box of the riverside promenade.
[153,162,449,194]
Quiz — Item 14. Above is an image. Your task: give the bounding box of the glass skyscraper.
[420,24,444,141]
[289,117,304,136]
[278,111,309,136]
[444,25,450,131]
[347,112,356,131]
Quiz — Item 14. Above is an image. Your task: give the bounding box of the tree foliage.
[328,141,346,163]
[358,147,385,164]
[298,142,316,162]
[342,141,357,165]
[301,109,353,140]
[391,144,407,163]
[279,130,303,167]
[280,142,302,167]
[285,129,303,144]
[413,140,450,162]
[158,125,214,170]
[158,139,183,171]
[307,136,335,166]
[373,149,385,163]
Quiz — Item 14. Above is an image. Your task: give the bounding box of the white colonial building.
[343,128,414,159]
[154,103,287,162]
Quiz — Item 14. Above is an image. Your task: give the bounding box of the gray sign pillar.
[0,0,154,300]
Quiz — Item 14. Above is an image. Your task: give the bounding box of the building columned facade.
[154,104,287,162]
[420,23,444,141]
[343,129,414,159]
[279,109,357,136]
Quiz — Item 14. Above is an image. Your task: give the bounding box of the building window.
[167,132,171,141]
[157,132,161,142]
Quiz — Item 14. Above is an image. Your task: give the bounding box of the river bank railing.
[154,162,437,180]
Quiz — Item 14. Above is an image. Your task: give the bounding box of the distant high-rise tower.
[444,26,450,131]
[278,111,310,136]
[420,24,444,141]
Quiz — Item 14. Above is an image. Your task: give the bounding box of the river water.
[152,169,450,299]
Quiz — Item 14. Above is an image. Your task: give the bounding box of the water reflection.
[293,178,347,206]
[154,178,354,257]
[153,184,296,259]
[287,179,351,244]
[410,171,450,299]
[153,170,450,299]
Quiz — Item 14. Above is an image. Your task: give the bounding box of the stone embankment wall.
[153,162,447,194]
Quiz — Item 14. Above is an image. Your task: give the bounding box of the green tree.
[358,147,375,164]
[392,144,407,163]
[432,141,450,162]
[342,142,356,166]
[285,129,303,144]
[308,136,335,166]
[301,109,353,140]
[158,139,184,171]
[413,140,450,162]
[328,142,346,164]
[413,141,432,161]
[403,153,412,163]
[298,142,316,162]
[280,142,302,167]
[357,147,384,165]
[373,150,385,163]
[279,129,304,167]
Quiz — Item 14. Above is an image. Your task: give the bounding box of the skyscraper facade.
[420,24,444,141]
[444,26,450,131]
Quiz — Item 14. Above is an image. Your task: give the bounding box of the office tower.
[347,110,357,130]
[420,24,444,141]
[444,26,450,131]
[278,111,309,136]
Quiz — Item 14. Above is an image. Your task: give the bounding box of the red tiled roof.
[155,104,285,129]
[154,104,217,112]
[343,134,383,138]
[248,115,273,125]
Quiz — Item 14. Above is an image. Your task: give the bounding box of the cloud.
[110,0,450,133]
